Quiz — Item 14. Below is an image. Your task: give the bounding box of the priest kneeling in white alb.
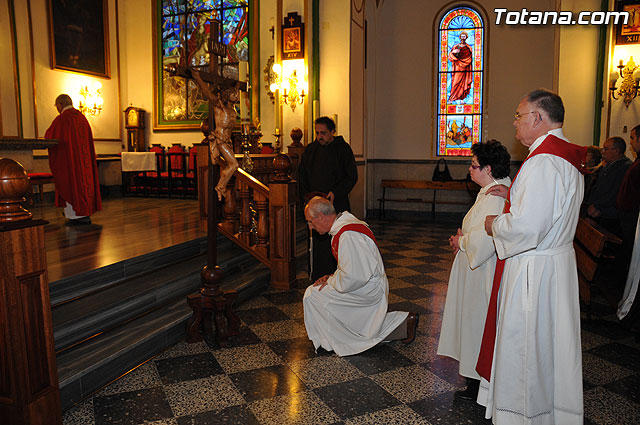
[477,89,587,424]
[303,196,419,356]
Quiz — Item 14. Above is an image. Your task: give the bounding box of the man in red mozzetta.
[302,196,418,356]
[477,89,586,424]
[45,94,102,225]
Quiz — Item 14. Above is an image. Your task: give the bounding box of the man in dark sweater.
[298,116,358,282]
[584,136,632,235]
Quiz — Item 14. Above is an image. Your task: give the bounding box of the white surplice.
[303,212,409,356]
[478,129,584,424]
[617,212,640,320]
[437,177,510,379]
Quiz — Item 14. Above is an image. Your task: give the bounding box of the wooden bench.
[378,179,480,217]
[574,217,623,319]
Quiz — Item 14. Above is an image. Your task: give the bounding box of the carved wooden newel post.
[269,154,297,289]
[0,158,62,425]
[185,20,241,347]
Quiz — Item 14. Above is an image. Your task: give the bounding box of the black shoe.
[65,217,92,226]
[401,312,419,344]
[454,378,479,401]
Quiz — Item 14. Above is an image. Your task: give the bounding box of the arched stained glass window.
[437,7,484,156]
[157,0,249,128]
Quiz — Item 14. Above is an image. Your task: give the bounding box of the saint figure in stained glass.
[157,0,249,128]
[448,31,473,102]
[437,7,484,156]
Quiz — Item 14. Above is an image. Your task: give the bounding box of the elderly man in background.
[45,94,101,225]
[477,89,586,424]
[584,136,631,235]
[302,197,418,356]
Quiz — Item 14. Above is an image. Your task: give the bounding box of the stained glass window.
[158,0,249,128]
[437,7,484,156]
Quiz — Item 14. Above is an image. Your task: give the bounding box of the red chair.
[166,143,188,197]
[186,145,199,198]
[144,144,167,196]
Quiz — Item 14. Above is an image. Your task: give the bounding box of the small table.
[121,152,157,196]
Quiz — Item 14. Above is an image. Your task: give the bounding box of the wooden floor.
[27,197,206,282]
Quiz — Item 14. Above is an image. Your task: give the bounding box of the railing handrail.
[236,167,269,196]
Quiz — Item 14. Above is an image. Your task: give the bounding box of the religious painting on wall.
[616,1,640,44]
[282,12,304,60]
[156,0,250,130]
[436,7,484,156]
[47,0,110,78]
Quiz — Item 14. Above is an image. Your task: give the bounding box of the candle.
[620,59,625,66]
[240,91,249,119]
[239,61,248,82]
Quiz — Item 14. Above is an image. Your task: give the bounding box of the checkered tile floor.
[62,218,640,425]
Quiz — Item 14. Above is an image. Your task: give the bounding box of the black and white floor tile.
[63,218,640,425]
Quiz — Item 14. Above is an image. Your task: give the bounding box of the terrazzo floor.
[62,218,640,425]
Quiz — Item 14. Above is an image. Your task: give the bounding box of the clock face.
[127,109,139,127]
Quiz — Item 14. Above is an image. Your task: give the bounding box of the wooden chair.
[143,144,167,196]
[185,145,198,198]
[166,143,188,197]
[574,217,623,319]
[27,172,54,205]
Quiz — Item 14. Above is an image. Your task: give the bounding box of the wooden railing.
[196,145,298,289]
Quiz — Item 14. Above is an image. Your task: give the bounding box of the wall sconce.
[610,57,640,108]
[269,62,306,111]
[78,82,103,116]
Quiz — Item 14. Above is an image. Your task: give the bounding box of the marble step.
[49,236,209,307]
[57,261,271,411]
[52,236,259,353]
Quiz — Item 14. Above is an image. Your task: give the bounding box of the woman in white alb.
[437,140,511,401]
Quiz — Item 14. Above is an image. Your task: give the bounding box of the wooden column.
[0,158,62,425]
[269,154,297,289]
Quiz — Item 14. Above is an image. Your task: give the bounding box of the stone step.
[52,236,257,352]
[57,261,271,411]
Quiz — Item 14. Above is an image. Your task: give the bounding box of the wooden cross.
[182,19,241,347]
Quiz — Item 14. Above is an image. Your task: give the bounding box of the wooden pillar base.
[0,158,61,425]
[185,266,240,347]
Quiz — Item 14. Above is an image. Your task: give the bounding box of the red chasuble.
[331,223,378,261]
[475,134,587,381]
[45,108,102,216]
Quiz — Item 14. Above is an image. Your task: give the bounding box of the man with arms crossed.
[477,89,586,424]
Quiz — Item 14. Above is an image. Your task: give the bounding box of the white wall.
[319,0,350,141]
[557,0,601,147]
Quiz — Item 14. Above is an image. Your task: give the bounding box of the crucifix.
[167,20,246,346]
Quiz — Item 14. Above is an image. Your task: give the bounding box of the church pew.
[574,217,622,319]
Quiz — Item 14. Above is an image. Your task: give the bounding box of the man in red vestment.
[45,94,102,225]
[448,32,473,102]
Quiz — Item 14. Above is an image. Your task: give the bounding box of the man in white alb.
[476,89,587,424]
[302,196,419,356]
